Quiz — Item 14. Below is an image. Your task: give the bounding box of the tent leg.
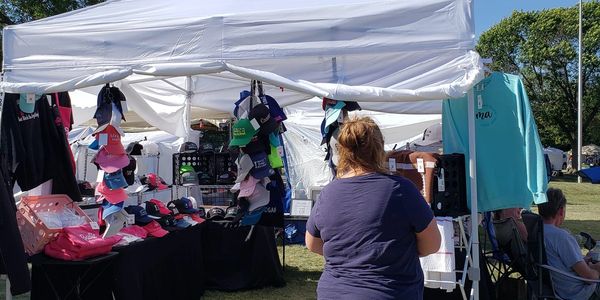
[185,76,193,141]
[5,277,11,300]
[467,89,480,300]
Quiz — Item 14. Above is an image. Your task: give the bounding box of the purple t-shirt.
[307,173,433,300]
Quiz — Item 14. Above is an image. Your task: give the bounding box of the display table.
[30,222,285,300]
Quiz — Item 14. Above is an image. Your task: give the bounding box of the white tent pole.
[185,76,193,141]
[161,79,188,94]
[467,89,479,300]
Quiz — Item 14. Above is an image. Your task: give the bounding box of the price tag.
[90,221,100,230]
[477,95,483,109]
[416,158,425,173]
[98,133,108,146]
[250,118,260,130]
[172,208,179,215]
[26,93,36,104]
[277,146,284,157]
[388,158,397,172]
[96,170,105,183]
[46,95,52,104]
[437,168,446,192]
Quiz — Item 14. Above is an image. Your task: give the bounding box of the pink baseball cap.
[147,173,168,191]
[143,220,168,238]
[148,199,172,215]
[247,182,270,212]
[96,181,128,204]
[93,148,130,173]
[238,176,260,198]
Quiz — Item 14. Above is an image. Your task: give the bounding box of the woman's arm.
[305,231,324,256]
[415,218,441,257]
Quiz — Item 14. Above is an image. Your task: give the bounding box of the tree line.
[2,1,600,167]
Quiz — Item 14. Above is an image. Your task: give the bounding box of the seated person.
[540,188,600,300]
[493,207,528,241]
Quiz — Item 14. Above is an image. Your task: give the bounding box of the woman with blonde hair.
[306,116,441,300]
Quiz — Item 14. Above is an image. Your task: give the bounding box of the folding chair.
[522,211,600,300]
[491,216,534,298]
[482,212,511,283]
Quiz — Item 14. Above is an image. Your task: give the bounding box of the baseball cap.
[242,135,268,154]
[142,220,169,238]
[206,207,226,221]
[180,171,199,186]
[263,95,287,122]
[93,125,125,155]
[247,182,270,212]
[415,123,442,146]
[18,94,40,114]
[126,142,143,155]
[171,197,199,214]
[235,154,254,183]
[324,101,346,129]
[95,85,126,124]
[249,152,272,179]
[224,206,240,221]
[93,104,125,136]
[139,141,159,156]
[89,139,100,150]
[122,156,137,186]
[96,181,128,204]
[103,169,128,189]
[240,206,266,226]
[179,142,198,153]
[124,205,160,225]
[146,173,168,191]
[233,90,253,119]
[175,218,193,228]
[146,199,172,216]
[248,104,278,136]
[322,97,361,112]
[101,199,124,220]
[93,148,130,173]
[239,176,260,198]
[229,119,259,147]
[200,143,215,154]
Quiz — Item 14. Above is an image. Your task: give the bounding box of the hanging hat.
[248,104,278,136]
[263,95,287,122]
[93,103,125,136]
[229,119,259,147]
[233,90,253,119]
[101,199,124,220]
[235,154,254,183]
[249,152,272,179]
[93,125,126,155]
[324,101,346,130]
[92,148,130,173]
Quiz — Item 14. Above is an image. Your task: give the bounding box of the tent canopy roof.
[2,0,482,137]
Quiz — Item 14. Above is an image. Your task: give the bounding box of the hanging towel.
[420,217,455,292]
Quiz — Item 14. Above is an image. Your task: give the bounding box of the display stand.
[3,276,11,300]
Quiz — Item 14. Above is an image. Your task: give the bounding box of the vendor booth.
[0,0,534,299]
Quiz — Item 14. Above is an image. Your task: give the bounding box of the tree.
[0,0,104,61]
[476,2,600,169]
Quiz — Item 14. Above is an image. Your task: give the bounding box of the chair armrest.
[540,264,600,283]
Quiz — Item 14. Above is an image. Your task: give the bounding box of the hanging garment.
[0,170,31,295]
[442,72,548,212]
[52,92,76,171]
[1,93,82,201]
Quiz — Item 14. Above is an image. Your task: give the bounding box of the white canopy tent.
[1,0,484,298]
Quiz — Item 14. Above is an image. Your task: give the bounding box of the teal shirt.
[442,72,548,212]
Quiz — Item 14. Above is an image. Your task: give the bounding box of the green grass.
[2,179,599,299]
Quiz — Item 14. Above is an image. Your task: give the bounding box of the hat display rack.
[89,83,131,238]
[227,79,288,227]
[320,98,362,176]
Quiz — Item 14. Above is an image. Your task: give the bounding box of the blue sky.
[474,0,578,37]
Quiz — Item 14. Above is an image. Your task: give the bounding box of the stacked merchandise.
[226,80,288,227]
[320,98,361,176]
[89,85,130,238]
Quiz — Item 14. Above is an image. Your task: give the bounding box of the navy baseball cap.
[175,218,192,228]
[263,95,287,122]
[124,205,160,225]
[249,152,272,179]
[103,169,128,189]
[172,197,199,214]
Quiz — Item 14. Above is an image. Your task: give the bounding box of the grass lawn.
[1,179,599,299]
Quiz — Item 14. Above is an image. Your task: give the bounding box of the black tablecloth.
[30,222,285,300]
[203,222,285,291]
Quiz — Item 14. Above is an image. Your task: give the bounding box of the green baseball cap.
[179,164,195,174]
[229,118,259,147]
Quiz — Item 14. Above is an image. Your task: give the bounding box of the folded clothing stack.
[44,224,122,261]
